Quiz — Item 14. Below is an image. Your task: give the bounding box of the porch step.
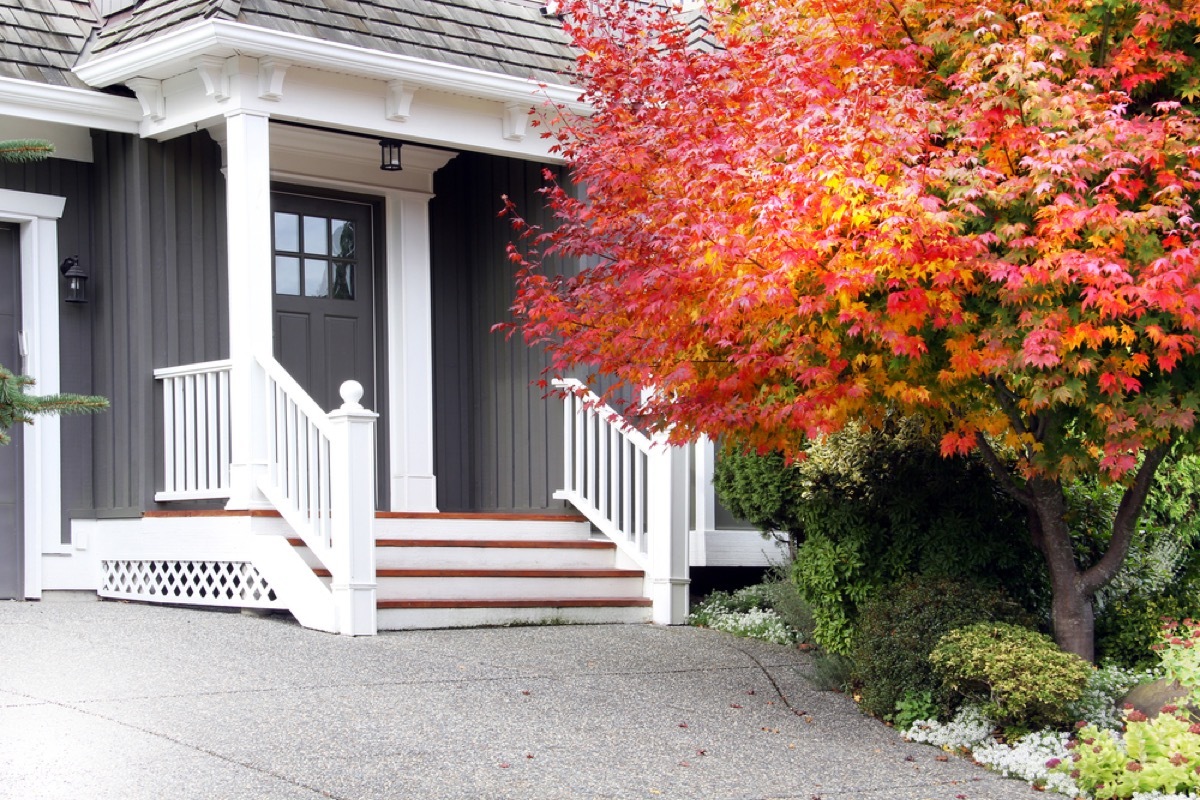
[291,522,652,629]
[376,598,652,630]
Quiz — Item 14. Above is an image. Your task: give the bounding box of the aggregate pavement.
[0,598,1059,800]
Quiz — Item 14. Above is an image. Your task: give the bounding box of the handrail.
[256,353,335,566]
[553,378,689,624]
[154,359,233,501]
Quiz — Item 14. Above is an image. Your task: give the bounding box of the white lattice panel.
[100,560,283,609]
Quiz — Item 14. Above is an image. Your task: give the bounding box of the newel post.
[646,438,691,624]
[327,380,378,636]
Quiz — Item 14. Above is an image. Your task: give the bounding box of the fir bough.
[0,365,107,445]
[0,139,54,163]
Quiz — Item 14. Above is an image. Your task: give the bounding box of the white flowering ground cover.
[903,698,1196,800]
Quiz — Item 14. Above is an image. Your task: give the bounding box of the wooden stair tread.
[375,539,615,549]
[313,568,644,579]
[378,597,653,609]
[288,538,614,549]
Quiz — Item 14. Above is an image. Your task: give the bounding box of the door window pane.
[275,256,300,295]
[332,220,355,258]
[303,216,328,255]
[304,258,329,297]
[274,212,299,251]
[331,261,354,300]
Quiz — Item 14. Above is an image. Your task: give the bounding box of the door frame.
[271,183,390,509]
[0,188,66,599]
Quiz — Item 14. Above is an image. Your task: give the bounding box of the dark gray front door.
[271,192,376,414]
[0,224,22,599]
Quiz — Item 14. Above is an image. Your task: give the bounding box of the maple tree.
[506,0,1200,660]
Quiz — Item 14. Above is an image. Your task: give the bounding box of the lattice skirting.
[100,560,284,609]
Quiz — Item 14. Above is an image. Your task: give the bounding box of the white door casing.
[0,188,65,597]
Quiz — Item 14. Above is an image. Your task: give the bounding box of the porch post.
[327,380,378,635]
[223,110,273,509]
[646,440,691,624]
[691,435,716,567]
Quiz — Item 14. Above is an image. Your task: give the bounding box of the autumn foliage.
[506,0,1200,660]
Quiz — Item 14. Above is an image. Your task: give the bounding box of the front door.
[0,224,22,599]
[271,192,377,414]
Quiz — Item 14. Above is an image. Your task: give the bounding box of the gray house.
[1,0,779,633]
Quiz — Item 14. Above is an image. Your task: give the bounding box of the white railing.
[154,360,233,501]
[553,379,689,624]
[154,354,377,635]
[252,353,378,636]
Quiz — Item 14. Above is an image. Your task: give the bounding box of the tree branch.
[975,433,1036,508]
[1079,442,1173,596]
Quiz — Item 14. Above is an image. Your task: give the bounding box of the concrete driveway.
[0,598,1050,799]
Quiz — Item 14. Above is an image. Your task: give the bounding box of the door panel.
[0,224,21,599]
[271,193,375,414]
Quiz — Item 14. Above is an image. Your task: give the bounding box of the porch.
[87,365,702,634]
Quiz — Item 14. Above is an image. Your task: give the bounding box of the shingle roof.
[91,0,578,85]
[0,0,97,88]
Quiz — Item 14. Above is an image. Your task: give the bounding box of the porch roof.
[87,0,577,86]
[0,0,96,88]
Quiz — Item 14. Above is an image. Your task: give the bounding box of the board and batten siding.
[0,155,94,544]
[90,130,229,517]
[430,152,571,513]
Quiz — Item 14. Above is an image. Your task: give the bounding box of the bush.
[716,417,1045,655]
[852,577,1031,722]
[930,622,1091,729]
[760,573,815,643]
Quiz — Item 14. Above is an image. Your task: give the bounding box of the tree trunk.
[1023,447,1170,663]
[1028,478,1096,662]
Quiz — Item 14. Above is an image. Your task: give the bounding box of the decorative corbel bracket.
[502,102,533,142]
[258,58,290,101]
[386,80,416,122]
[126,77,165,121]
[194,55,230,102]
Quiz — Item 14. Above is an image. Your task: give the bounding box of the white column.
[386,192,438,511]
[327,380,378,635]
[223,110,274,509]
[690,435,716,567]
[646,439,691,624]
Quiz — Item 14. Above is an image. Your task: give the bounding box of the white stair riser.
[375,575,645,601]
[376,547,617,570]
[295,545,619,571]
[374,518,593,540]
[377,604,652,630]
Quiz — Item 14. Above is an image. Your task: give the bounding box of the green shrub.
[716,417,1045,655]
[809,651,855,693]
[852,577,1031,721]
[892,690,940,730]
[760,574,815,642]
[930,622,1091,729]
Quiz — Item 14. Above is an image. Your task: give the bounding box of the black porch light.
[59,255,88,304]
[379,139,403,171]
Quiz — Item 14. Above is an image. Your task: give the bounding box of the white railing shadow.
[552,379,689,624]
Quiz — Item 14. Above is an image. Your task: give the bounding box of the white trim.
[0,77,141,133]
[0,189,66,598]
[75,19,586,112]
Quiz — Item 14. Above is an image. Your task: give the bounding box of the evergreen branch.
[0,140,55,164]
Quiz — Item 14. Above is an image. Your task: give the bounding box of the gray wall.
[430,152,569,513]
[0,155,95,542]
[90,130,229,517]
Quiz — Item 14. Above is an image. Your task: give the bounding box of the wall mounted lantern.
[379,139,403,171]
[59,255,88,304]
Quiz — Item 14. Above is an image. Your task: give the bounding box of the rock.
[1120,678,1192,719]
